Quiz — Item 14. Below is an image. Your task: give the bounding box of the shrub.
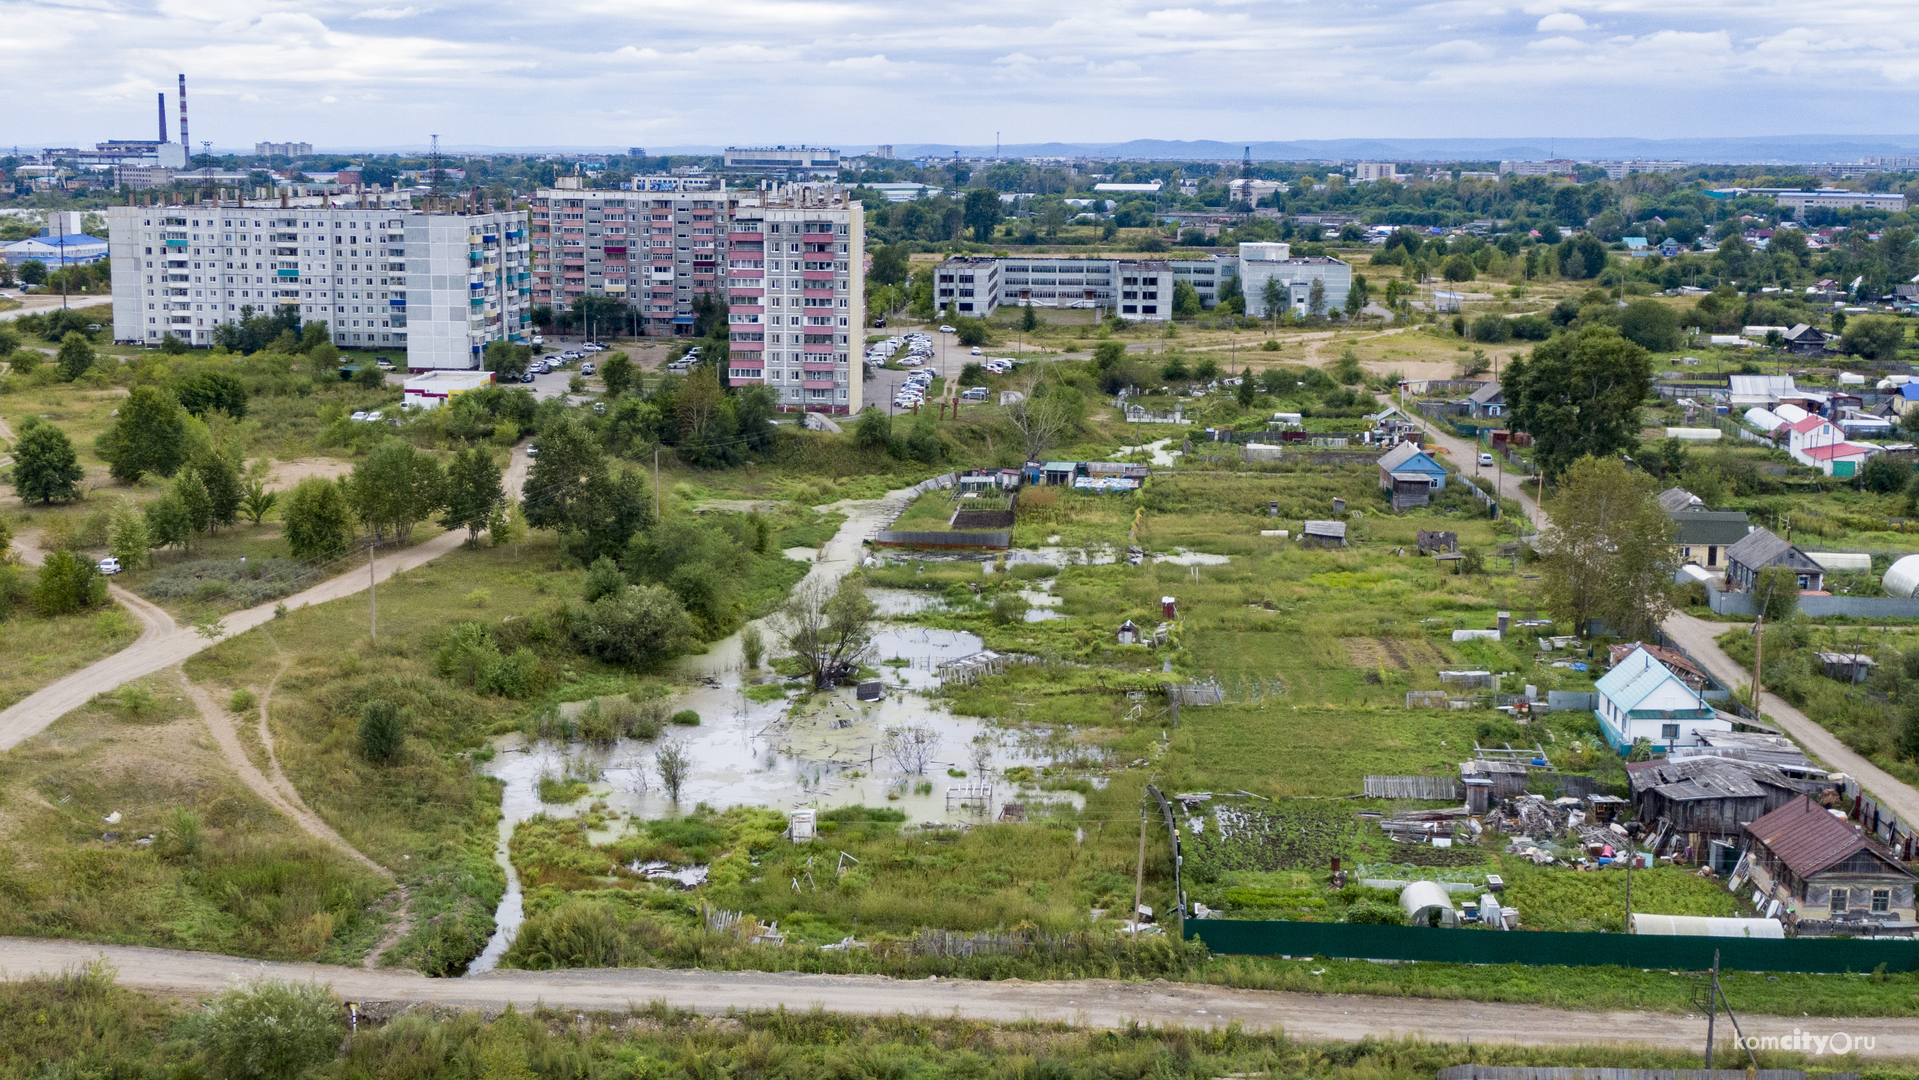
[990,593,1031,625]
[189,978,343,1080]
[464,588,491,608]
[669,708,700,726]
[503,900,637,969]
[228,689,258,714]
[740,624,765,670]
[32,550,107,616]
[358,699,406,763]
[1470,314,1511,343]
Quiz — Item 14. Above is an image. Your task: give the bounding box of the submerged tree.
[779,574,877,690]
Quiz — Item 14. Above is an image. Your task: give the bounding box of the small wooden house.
[1743,797,1916,929]
[1626,755,1827,862]
[1593,646,1730,753]
[1116,619,1141,645]
[1726,528,1825,593]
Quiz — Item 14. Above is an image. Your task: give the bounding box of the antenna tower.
[1243,145,1252,176]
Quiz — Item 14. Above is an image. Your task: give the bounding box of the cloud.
[1526,35,1586,51]
[1535,12,1586,32]
[352,6,420,18]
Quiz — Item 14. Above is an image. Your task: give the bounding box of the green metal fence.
[1188,919,1919,974]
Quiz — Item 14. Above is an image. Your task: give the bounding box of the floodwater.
[466,484,1084,974]
[1118,437,1184,468]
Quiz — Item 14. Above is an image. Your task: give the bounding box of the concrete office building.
[1775,190,1908,215]
[1498,159,1577,177]
[530,175,725,336]
[936,256,1002,317]
[724,183,864,414]
[964,254,1236,317]
[109,199,530,369]
[1237,242,1352,318]
[723,147,840,180]
[1355,162,1402,182]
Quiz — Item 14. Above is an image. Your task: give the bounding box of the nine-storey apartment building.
[724,183,864,414]
[529,176,724,336]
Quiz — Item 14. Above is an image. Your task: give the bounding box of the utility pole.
[368,539,378,642]
[1751,584,1774,711]
[654,445,662,520]
[1132,799,1148,935]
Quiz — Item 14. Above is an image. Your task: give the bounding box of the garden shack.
[1626,755,1832,864]
[1817,652,1877,684]
[1301,520,1347,548]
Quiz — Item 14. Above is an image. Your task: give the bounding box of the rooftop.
[1745,797,1913,880]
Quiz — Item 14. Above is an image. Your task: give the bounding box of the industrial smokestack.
[158,93,168,143]
[177,74,189,154]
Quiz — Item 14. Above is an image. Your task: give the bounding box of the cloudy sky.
[8,0,1919,151]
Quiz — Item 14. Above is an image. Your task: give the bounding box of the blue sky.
[7,0,1919,150]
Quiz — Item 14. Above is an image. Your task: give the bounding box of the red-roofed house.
[1741,797,1914,932]
[1785,414,1873,476]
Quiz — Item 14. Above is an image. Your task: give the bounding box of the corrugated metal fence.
[1187,919,1919,973]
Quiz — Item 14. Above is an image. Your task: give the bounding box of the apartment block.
[529,176,723,336]
[725,184,864,414]
[935,256,1001,317]
[1354,162,1402,182]
[255,141,313,157]
[109,199,530,369]
[1237,242,1352,318]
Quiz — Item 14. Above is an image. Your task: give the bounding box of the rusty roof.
[1743,797,1913,880]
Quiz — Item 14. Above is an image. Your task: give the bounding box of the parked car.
[970,346,983,356]
[375,356,395,371]
[1478,453,1495,466]
[526,445,539,457]
[365,411,384,422]
[960,387,988,401]
[521,372,536,383]
[350,410,369,422]
[582,362,596,375]
[97,557,122,576]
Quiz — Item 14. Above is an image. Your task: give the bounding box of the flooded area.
[1118,436,1183,468]
[468,483,1091,973]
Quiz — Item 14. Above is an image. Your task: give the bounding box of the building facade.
[974,255,1236,319]
[724,184,864,414]
[1237,242,1353,318]
[109,200,530,368]
[936,256,1001,317]
[529,176,725,336]
[723,147,840,180]
[1354,162,1401,182]
[1775,190,1908,215]
[255,141,314,157]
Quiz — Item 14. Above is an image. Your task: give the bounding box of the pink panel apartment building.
[529,175,724,336]
[724,183,864,415]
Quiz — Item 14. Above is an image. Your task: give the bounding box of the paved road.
[1,939,1912,1056]
[1663,611,1919,828]
[0,447,529,752]
[0,292,111,323]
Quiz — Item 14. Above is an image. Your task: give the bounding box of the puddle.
[869,587,941,616]
[1153,550,1230,566]
[783,547,817,563]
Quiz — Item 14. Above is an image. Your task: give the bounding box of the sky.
[8,0,1919,152]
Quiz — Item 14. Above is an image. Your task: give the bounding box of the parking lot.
[864,322,1015,415]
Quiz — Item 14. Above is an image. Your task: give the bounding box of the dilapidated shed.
[1301,520,1347,547]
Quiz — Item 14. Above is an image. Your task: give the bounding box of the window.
[1660,723,1680,740]
[1872,889,1891,914]
[1829,889,1849,913]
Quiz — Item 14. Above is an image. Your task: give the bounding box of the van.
[960,387,988,402]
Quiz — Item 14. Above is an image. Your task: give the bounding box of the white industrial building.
[945,254,1237,319]
[1237,242,1352,318]
[723,147,840,179]
[109,198,530,369]
[936,256,1002,317]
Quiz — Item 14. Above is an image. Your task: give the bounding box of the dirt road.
[0,938,1910,1057]
[0,447,530,752]
[1662,611,1919,827]
[0,294,111,324]
[1406,405,1545,527]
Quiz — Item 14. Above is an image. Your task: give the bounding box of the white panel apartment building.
[529,176,724,337]
[109,199,530,369]
[724,184,864,415]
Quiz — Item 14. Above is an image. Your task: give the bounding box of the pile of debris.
[1486,793,1582,838]
[1379,806,1481,846]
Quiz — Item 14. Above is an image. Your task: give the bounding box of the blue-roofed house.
[1623,236,1650,257]
[1378,440,1446,509]
[1658,238,1683,257]
[1593,646,1732,754]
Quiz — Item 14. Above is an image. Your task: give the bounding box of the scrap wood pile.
[1490,794,1642,867]
[1378,806,1481,845]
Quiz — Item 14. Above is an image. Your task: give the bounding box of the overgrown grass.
[0,595,139,708]
[1717,621,1919,788]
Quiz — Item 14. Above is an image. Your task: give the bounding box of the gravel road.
[1,938,1912,1057]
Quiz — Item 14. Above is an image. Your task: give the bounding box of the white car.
[970,346,983,356]
[1479,453,1495,466]
[365,410,384,422]
[97,557,122,576]
[350,410,369,422]
[938,325,956,333]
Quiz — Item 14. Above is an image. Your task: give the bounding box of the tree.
[96,385,188,483]
[1840,315,1908,361]
[568,583,693,668]
[19,259,46,286]
[1021,302,1039,332]
[1172,280,1202,320]
[1617,299,1682,352]
[954,318,990,347]
[1307,278,1326,320]
[1534,456,1676,638]
[281,476,354,560]
[144,492,192,553]
[1558,234,1608,279]
[440,445,505,545]
[359,700,407,763]
[599,351,633,397]
[780,573,877,689]
[1441,253,1477,282]
[176,369,249,419]
[55,331,95,381]
[32,549,107,615]
[963,188,1002,242]
[869,243,909,287]
[1752,565,1802,623]
[191,451,242,534]
[483,339,532,380]
[11,422,83,503]
[1261,277,1285,324]
[346,439,444,544]
[1004,380,1076,460]
[173,467,212,542]
[1501,325,1654,480]
[239,478,279,524]
[108,498,149,572]
[656,741,690,801]
[853,406,894,452]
